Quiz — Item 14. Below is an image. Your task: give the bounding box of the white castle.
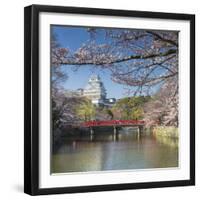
[77,74,116,106]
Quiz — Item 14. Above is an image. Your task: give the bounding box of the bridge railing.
[81,119,145,127]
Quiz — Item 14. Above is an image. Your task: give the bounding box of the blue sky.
[52,25,136,99]
[51,26,162,99]
[60,65,133,99]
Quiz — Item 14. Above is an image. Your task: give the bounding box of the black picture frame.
[24,4,195,196]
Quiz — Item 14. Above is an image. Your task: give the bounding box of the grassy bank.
[152,126,179,148]
[153,126,179,138]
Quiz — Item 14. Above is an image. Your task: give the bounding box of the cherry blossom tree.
[51,33,68,87]
[144,76,178,127]
[52,88,84,129]
[51,28,179,126]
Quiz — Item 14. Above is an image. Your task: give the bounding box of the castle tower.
[83,74,106,105]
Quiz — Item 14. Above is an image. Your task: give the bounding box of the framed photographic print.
[24,4,195,195]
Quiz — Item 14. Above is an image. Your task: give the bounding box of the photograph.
[51,25,179,174]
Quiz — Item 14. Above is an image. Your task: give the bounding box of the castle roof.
[83,74,106,99]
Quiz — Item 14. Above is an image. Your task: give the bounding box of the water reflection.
[52,129,178,173]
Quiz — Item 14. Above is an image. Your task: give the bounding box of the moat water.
[51,129,178,173]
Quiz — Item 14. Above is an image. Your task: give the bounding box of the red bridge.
[82,119,145,127]
[81,120,145,135]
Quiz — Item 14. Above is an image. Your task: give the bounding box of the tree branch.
[147,31,178,47]
[52,49,177,66]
